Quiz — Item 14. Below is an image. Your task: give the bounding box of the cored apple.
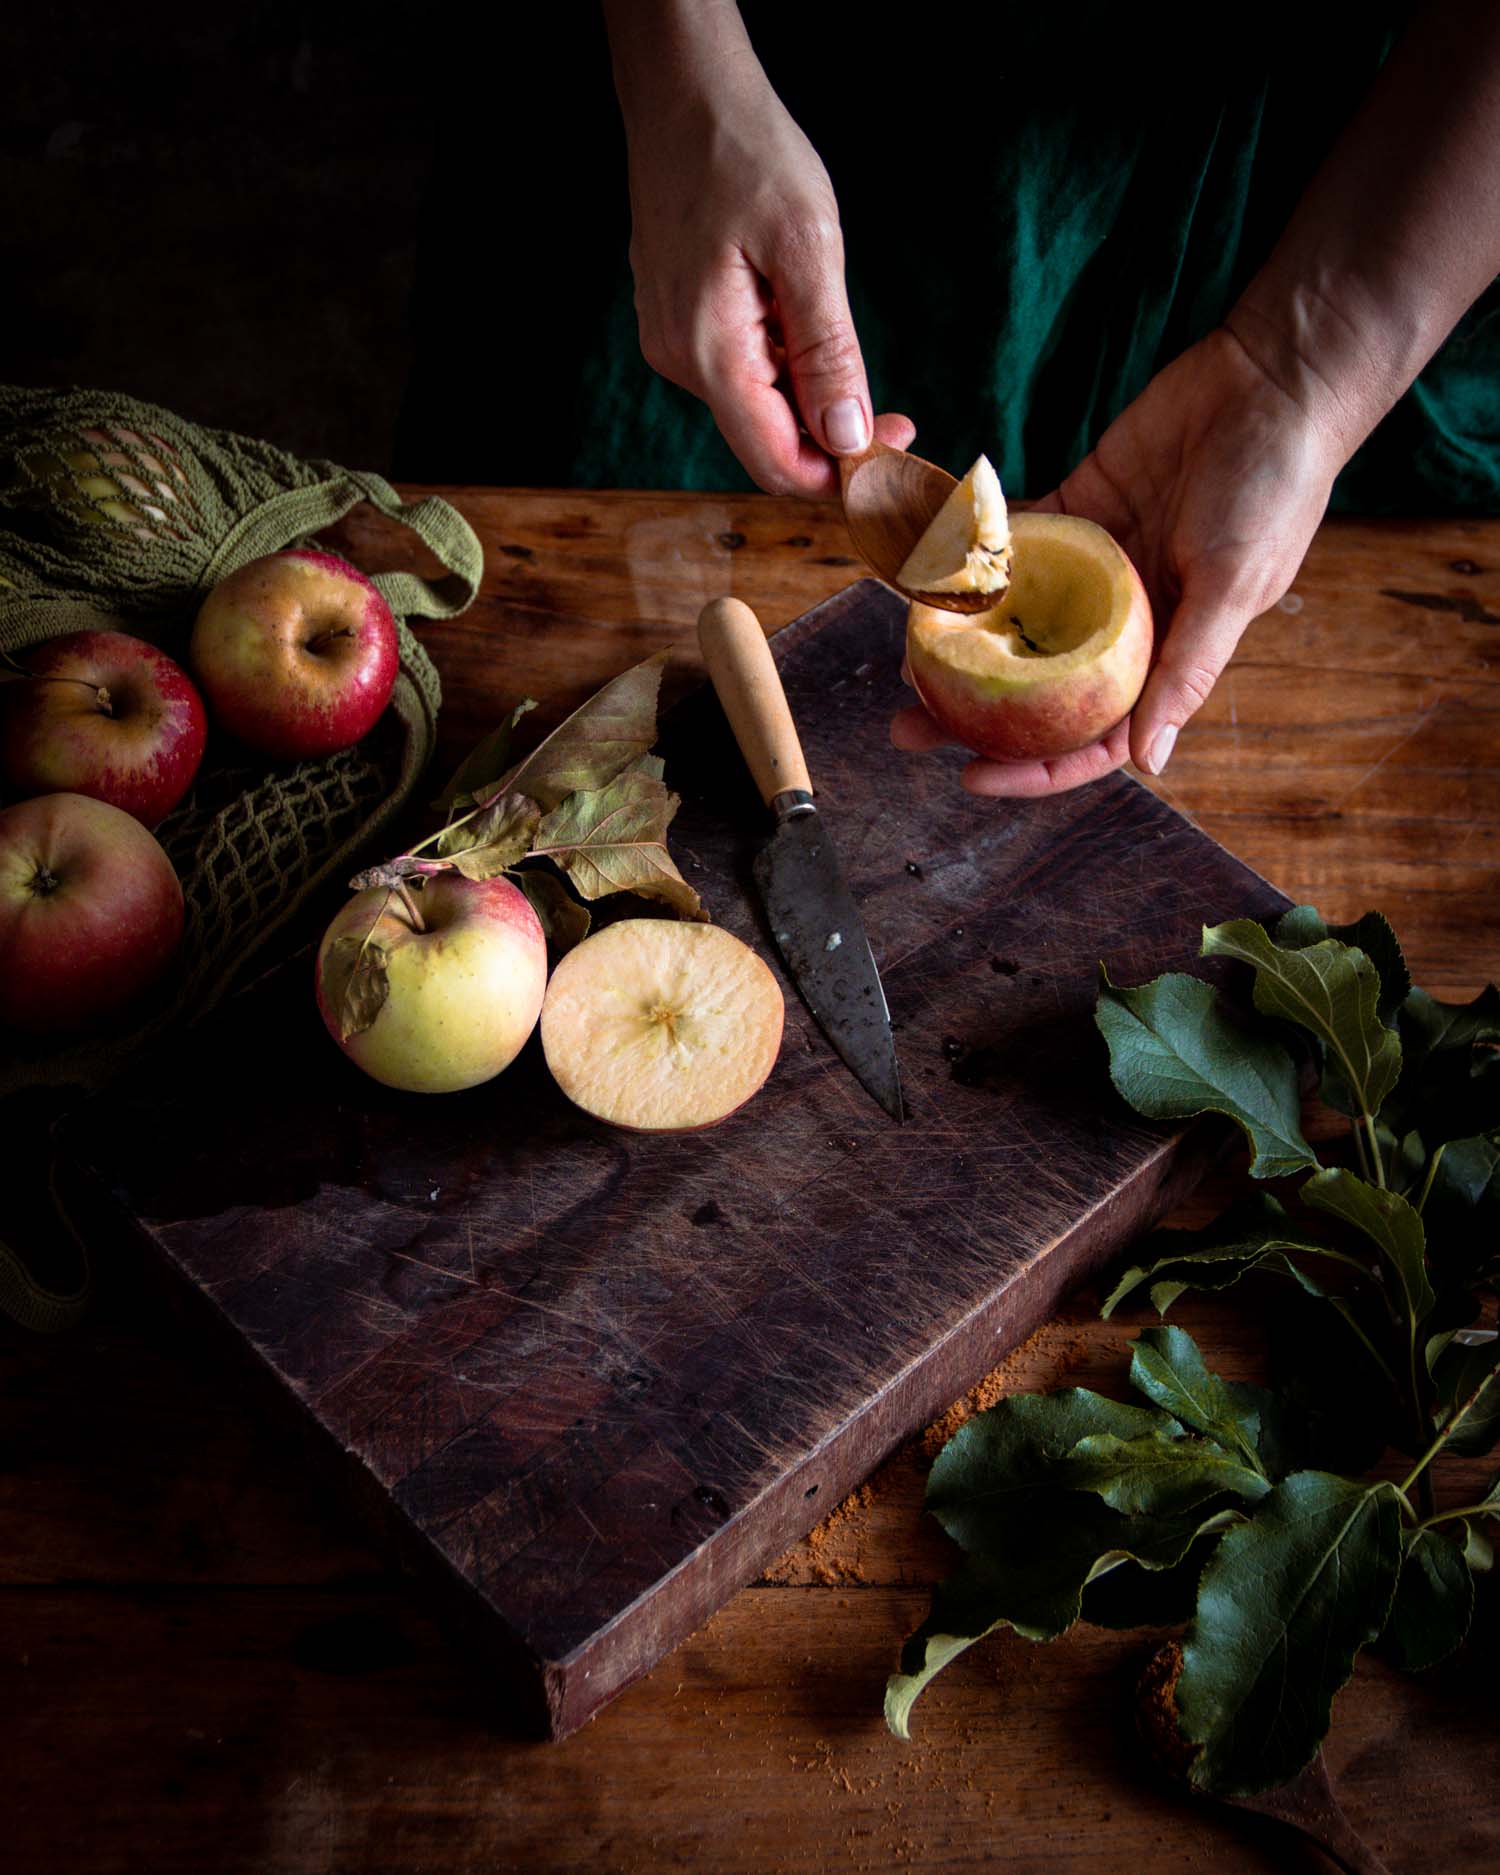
[316,872,547,1094]
[540,919,784,1132]
[190,549,398,761]
[1,628,207,826]
[906,513,1153,762]
[0,792,184,1034]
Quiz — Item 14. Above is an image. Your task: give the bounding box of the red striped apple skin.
[0,629,207,827]
[190,549,399,761]
[0,793,184,1034]
[906,515,1153,764]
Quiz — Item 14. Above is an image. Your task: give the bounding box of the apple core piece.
[897,454,1012,599]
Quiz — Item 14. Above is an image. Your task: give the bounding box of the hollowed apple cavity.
[906,513,1153,762]
[540,919,784,1132]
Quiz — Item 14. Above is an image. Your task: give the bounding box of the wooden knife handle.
[697,597,812,807]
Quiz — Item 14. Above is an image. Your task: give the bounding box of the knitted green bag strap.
[0,386,484,1331]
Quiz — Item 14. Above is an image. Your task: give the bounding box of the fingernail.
[1145,724,1178,775]
[823,399,870,454]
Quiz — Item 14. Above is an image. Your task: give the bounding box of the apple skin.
[1,629,208,827]
[190,549,398,761]
[906,515,1153,763]
[315,873,547,1094]
[0,792,185,1034]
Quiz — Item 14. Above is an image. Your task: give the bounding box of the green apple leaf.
[925,1388,1176,1553]
[1101,1193,1336,1318]
[1176,1472,1403,1795]
[1095,968,1316,1179]
[1380,1525,1474,1672]
[1127,1326,1266,1473]
[319,924,390,1043]
[1463,1519,1495,1571]
[1302,1168,1435,1326]
[531,755,705,919]
[495,653,668,811]
[1201,920,1401,1120]
[1060,1433,1270,1516]
[1429,1333,1500,1456]
[885,1497,1234,1739]
[431,696,537,814]
[433,789,541,880]
[514,866,592,956]
[1274,906,1411,1023]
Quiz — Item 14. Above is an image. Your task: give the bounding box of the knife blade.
[697,597,904,1122]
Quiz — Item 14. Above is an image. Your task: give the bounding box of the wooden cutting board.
[64,579,1287,1738]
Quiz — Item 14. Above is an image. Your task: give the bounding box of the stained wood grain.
[5,495,1497,1873]
[62,580,1284,1739]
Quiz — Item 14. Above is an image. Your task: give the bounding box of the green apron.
[400,7,1498,513]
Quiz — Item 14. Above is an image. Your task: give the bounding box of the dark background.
[1,7,626,481]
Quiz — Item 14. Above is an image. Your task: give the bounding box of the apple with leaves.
[316,872,547,1093]
[1,628,207,826]
[0,792,184,1033]
[189,549,398,760]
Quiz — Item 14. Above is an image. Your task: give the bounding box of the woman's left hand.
[890,324,1346,795]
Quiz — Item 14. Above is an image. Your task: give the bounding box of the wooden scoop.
[837,441,996,613]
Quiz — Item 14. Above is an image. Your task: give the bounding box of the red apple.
[316,872,547,1093]
[0,792,184,1034]
[906,514,1153,762]
[189,549,398,760]
[1,629,207,827]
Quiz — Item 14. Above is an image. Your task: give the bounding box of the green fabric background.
[402,8,1498,513]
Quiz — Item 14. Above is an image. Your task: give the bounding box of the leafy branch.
[890,906,1499,1796]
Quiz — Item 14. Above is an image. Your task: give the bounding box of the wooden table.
[5,493,1497,1874]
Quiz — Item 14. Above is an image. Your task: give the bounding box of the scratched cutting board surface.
[65,580,1288,1737]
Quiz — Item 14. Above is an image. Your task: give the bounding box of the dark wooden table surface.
[5,492,1498,1874]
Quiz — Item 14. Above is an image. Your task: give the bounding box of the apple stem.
[305,627,356,654]
[394,879,427,933]
[5,674,114,714]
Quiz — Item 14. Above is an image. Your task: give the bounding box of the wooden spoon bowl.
[837,441,997,613]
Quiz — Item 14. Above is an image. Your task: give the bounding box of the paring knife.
[697,597,904,1122]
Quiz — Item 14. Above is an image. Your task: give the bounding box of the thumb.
[1131,576,1251,777]
[767,224,872,458]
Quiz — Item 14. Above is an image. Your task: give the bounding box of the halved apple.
[540,919,784,1132]
[897,454,1012,602]
[906,513,1152,763]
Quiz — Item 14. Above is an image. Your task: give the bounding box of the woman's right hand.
[604,0,913,495]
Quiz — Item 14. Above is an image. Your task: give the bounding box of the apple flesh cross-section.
[540,919,784,1132]
[897,454,1013,600]
[906,513,1154,763]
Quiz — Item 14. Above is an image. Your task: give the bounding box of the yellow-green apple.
[0,792,184,1034]
[190,549,398,761]
[540,919,783,1132]
[316,873,547,1093]
[1,629,207,827]
[906,513,1153,762]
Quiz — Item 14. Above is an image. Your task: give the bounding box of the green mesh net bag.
[0,384,484,1329]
